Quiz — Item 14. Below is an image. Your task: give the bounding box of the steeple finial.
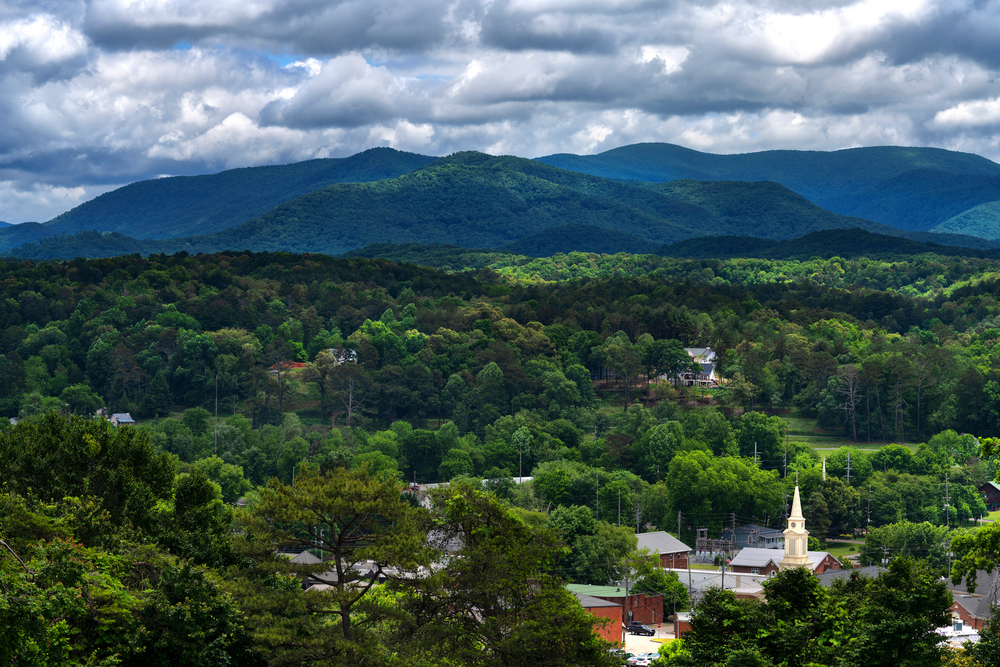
[789,484,804,521]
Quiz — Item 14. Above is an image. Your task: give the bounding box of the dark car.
[628,621,655,636]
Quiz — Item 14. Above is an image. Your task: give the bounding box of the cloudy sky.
[3,0,1000,222]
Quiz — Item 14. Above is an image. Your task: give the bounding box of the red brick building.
[573,592,624,644]
[729,548,841,576]
[637,531,693,570]
[567,585,666,626]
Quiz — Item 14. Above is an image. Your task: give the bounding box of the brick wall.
[583,603,624,644]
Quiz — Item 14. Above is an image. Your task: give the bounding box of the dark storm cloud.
[83,0,455,55]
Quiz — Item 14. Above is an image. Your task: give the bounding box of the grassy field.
[777,408,920,455]
[822,542,861,559]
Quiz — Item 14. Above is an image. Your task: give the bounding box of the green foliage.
[403,483,618,666]
[663,558,951,667]
[0,413,175,533]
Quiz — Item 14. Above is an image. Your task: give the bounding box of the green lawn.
[822,542,860,559]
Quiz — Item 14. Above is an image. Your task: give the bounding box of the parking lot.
[624,628,672,655]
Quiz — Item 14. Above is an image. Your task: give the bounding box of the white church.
[729,484,843,576]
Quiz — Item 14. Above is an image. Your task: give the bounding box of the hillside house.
[980,481,1000,511]
[109,412,135,427]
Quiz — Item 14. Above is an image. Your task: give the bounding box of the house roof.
[287,551,322,565]
[573,591,622,609]
[815,565,883,587]
[953,594,994,620]
[685,347,715,361]
[111,413,134,422]
[729,548,782,568]
[567,584,639,599]
[981,481,1000,493]
[637,531,692,555]
[730,547,835,571]
[946,570,995,597]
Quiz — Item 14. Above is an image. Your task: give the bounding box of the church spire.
[780,481,811,570]
[789,484,804,521]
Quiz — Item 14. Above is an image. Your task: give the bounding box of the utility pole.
[595,472,600,521]
[867,484,872,530]
[214,372,219,455]
[754,441,758,466]
[677,511,682,541]
[844,452,852,482]
[944,475,951,529]
[636,504,641,534]
[882,545,890,564]
[618,489,621,527]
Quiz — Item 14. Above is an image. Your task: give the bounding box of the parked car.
[628,621,655,636]
[609,649,635,664]
[626,653,656,666]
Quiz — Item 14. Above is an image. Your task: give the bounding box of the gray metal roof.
[573,591,622,609]
[730,547,835,571]
[815,565,883,587]
[288,551,322,565]
[729,548,782,568]
[637,531,692,555]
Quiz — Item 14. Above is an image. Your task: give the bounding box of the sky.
[3,0,1000,223]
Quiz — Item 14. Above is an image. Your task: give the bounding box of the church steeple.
[780,482,811,570]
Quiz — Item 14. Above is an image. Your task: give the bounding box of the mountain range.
[4,143,1000,260]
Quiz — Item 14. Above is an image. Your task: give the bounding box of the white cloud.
[0,181,119,223]
[932,98,1000,128]
[2,0,1000,222]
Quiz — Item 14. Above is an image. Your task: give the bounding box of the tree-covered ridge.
[7,152,996,260]
[537,142,1000,235]
[42,147,437,240]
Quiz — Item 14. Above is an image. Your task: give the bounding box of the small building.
[673,611,692,638]
[729,548,782,576]
[980,482,1000,511]
[637,531,693,569]
[950,595,992,631]
[680,347,717,387]
[565,584,665,627]
[721,524,784,550]
[572,591,624,644]
[945,569,997,631]
[109,413,135,427]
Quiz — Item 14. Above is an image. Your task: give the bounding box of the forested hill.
[537,143,1000,237]
[659,229,1000,260]
[42,147,436,239]
[7,152,994,260]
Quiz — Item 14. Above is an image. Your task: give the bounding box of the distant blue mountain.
[536,143,1000,237]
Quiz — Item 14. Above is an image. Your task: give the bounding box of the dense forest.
[5,246,1000,664]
